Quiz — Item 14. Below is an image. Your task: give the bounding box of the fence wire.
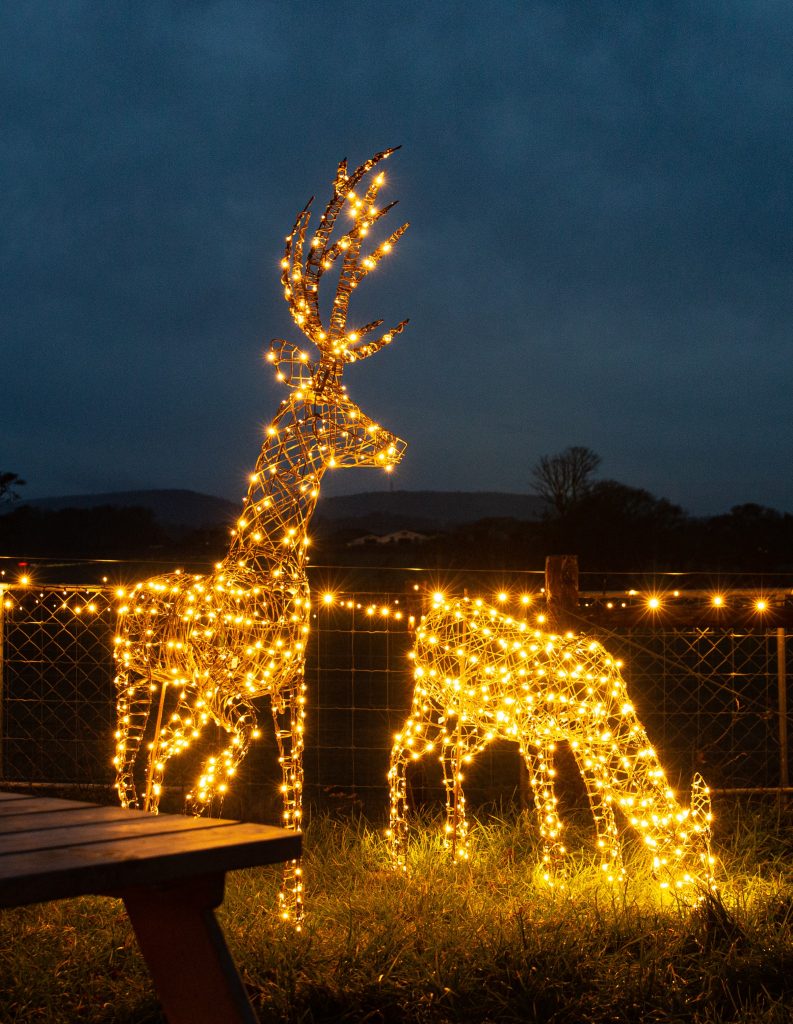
[0,582,789,820]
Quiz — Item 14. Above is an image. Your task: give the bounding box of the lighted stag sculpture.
[113,147,409,921]
[389,596,714,895]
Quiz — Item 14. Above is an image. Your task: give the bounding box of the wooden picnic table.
[0,790,301,1024]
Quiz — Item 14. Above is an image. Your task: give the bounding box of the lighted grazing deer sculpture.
[388,596,714,895]
[113,147,409,921]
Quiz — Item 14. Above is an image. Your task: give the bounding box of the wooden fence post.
[545,555,579,632]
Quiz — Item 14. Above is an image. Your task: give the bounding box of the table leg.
[121,873,259,1024]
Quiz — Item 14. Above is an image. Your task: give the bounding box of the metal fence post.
[778,627,789,789]
[0,585,5,783]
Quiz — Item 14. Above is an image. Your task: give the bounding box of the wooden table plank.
[0,793,300,1024]
[0,796,91,817]
[0,822,300,907]
[0,792,32,803]
[0,805,145,833]
[0,814,242,855]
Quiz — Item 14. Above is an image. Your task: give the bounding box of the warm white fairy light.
[388,595,715,894]
[112,147,409,924]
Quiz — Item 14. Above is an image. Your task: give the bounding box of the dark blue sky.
[3,2,792,514]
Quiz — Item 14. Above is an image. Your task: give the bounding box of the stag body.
[389,597,714,894]
[113,148,409,921]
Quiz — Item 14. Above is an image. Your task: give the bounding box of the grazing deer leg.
[271,682,306,924]
[523,743,566,881]
[114,670,153,810]
[387,738,412,871]
[388,702,451,869]
[576,744,623,882]
[441,738,470,861]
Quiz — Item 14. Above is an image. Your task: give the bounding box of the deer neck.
[591,723,684,826]
[224,399,327,585]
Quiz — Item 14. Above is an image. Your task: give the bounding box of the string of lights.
[3,574,789,620]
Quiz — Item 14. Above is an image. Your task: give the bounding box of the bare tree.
[531,446,601,516]
[0,472,26,508]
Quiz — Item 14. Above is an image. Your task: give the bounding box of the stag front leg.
[523,741,566,883]
[186,694,259,818]
[271,681,306,925]
[113,670,153,810]
[145,693,206,814]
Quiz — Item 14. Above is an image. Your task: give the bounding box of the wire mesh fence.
[0,576,790,821]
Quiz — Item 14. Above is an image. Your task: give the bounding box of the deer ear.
[267,340,316,389]
[690,773,712,837]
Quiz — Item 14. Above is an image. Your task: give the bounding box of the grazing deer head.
[113,147,410,924]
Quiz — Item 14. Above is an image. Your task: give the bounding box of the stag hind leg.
[272,681,306,925]
[113,668,153,810]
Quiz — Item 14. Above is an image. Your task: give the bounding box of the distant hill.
[12,488,545,534]
[18,490,239,531]
[316,490,545,532]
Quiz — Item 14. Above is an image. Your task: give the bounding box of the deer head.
[268,146,409,475]
[651,773,715,893]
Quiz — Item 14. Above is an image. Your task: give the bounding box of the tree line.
[3,460,793,573]
[325,448,793,573]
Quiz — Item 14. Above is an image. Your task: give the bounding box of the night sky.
[3,2,792,515]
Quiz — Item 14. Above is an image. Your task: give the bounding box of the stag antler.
[280,147,409,363]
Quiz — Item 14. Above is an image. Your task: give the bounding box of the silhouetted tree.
[0,472,26,508]
[531,446,601,516]
[546,480,685,569]
[688,503,793,571]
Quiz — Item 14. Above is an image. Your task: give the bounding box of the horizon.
[10,482,792,521]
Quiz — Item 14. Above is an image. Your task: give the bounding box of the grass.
[2,800,793,1022]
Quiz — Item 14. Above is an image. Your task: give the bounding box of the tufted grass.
[2,799,793,1022]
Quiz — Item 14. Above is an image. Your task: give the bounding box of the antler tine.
[314,200,401,284]
[351,220,409,288]
[281,198,316,335]
[285,146,407,360]
[344,318,410,362]
[303,148,399,345]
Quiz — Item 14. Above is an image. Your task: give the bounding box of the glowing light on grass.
[388,596,715,895]
[112,147,410,924]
